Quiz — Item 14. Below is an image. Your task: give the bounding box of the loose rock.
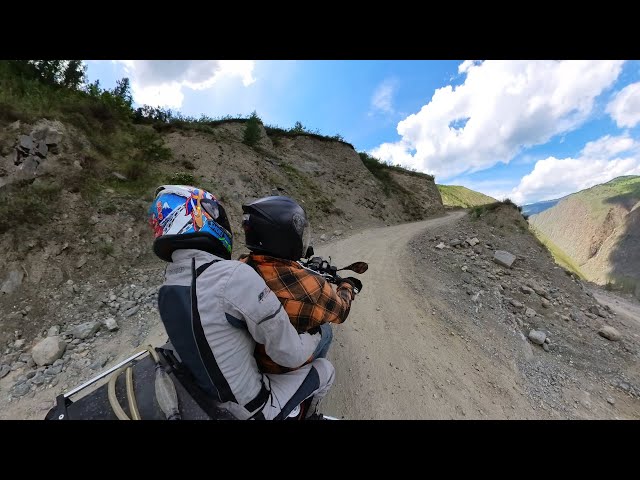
[18,353,31,363]
[47,325,60,337]
[105,317,119,331]
[493,250,516,268]
[45,364,63,376]
[510,299,524,309]
[1,270,25,295]
[528,330,547,345]
[70,321,101,340]
[121,300,137,311]
[12,383,31,397]
[31,337,67,366]
[123,306,140,317]
[598,326,621,342]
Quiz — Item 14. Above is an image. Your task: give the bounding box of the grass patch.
[438,184,496,208]
[470,198,523,218]
[470,202,500,218]
[182,159,195,170]
[0,180,62,234]
[280,162,318,193]
[359,152,429,220]
[605,276,639,296]
[99,202,117,215]
[278,162,342,217]
[0,61,176,229]
[97,241,115,257]
[359,152,434,194]
[561,175,640,223]
[263,122,353,148]
[531,226,586,279]
[106,174,162,196]
[167,172,196,185]
[317,197,343,216]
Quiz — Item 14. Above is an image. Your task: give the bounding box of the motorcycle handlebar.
[299,256,347,284]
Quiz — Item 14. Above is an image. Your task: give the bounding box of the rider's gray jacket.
[159,249,321,410]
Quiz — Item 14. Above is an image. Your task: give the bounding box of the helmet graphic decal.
[185,188,206,231]
[148,185,232,254]
[156,201,164,220]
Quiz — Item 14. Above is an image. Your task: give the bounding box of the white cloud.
[458,60,479,74]
[115,60,256,108]
[370,79,397,115]
[606,81,640,128]
[510,133,640,204]
[369,60,625,180]
[368,140,414,165]
[580,133,638,158]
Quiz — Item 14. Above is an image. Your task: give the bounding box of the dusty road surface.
[591,288,640,328]
[4,210,637,420]
[316,210,539,419]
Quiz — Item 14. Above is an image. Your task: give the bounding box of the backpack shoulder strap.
[195,259,220,278]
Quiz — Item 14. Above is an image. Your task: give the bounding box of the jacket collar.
[171,249,223,264]
[248,253,301,269]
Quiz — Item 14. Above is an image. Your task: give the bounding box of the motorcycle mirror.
[338,262,368,274]
[305,245,314,259]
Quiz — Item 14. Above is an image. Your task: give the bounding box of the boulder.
[493,250,516,268]
[528,330,546,345]
[598,326,621,342]
[31,337,66,366]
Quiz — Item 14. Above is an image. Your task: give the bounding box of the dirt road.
[317,210,539,419]
[4,210,637,420]
[591,288,640,328]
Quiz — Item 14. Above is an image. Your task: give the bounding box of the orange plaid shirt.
[240,254,355,374]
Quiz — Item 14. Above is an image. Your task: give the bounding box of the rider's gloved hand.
[340,277,362,294]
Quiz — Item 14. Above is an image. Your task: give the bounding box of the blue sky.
[85,60,640,205]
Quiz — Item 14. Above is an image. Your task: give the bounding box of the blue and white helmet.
[148,185,233,262]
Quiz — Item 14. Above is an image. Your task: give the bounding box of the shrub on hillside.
[168,172,196,185]
[243,111,262,147]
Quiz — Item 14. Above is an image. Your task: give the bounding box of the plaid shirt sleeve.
[315,278,354,326]
[278,270,355,332]
[243,255,357,374]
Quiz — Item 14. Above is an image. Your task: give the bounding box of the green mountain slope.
[529,176,640,295]
[437,184,497,208]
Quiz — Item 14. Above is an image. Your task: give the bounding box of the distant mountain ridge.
[529,176,640,297]
[522,198,561,216]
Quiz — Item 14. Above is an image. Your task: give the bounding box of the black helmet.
[242,196,311,260]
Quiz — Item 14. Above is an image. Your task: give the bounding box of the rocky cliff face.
[389,170,444,218]
[162,122,444,245]
[529,176,640,294]
[0,117,444,345]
